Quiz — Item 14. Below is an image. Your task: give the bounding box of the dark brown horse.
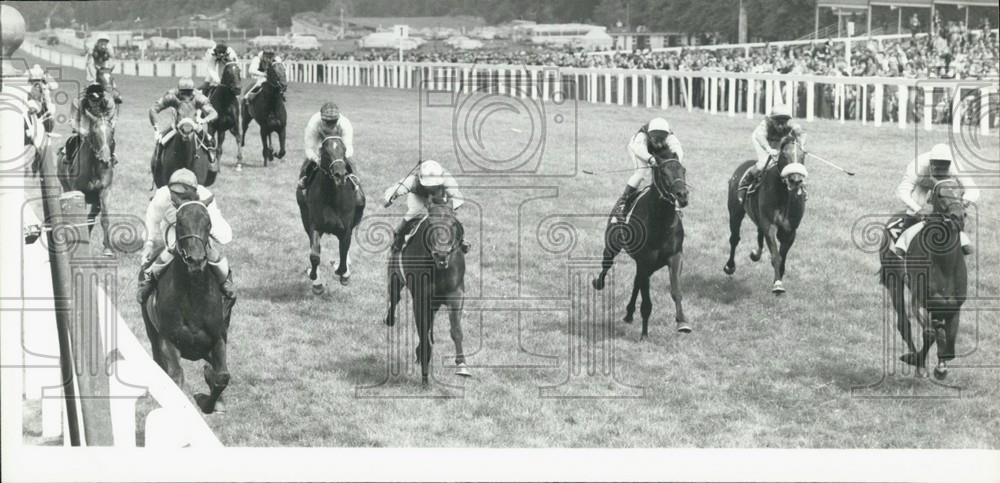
[57,108,116,257]
[724,135,807,294]
[241,59,286,167]
[593,156,690,340]
[880,179,967,380]
[385,200,470,384]
[151,102,216,188]
[296,136,365,293]
[141,201,232,413]
[204,61,243,170]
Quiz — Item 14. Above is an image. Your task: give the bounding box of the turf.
[20,52,1000,448]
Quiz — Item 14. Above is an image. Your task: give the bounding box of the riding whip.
[806,152,855,176]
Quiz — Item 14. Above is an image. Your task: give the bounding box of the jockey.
[85,34,122,104]
[148,78,218,165]
[612,117,684,219]
[382,159,470,253]
[244,50,280,103]
[201,43,240,92]
[137,168,235,305]
[738,104,804,202]
[65,83,117,164]
[26,64,58,117]
[893,143,979,256]
[298,102,363,202]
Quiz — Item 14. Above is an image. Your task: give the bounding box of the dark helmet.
[85,83,105,98]
[213,43,229,57]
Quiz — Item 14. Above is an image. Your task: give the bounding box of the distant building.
[291,13,486,40]
[526,24,613,48]
[610,31,691,51]
[189,11,229,30]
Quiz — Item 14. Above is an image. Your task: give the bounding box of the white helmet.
[419,160,445,187]
[770,104,792,119]
[28,64,45,80]
[648,117,670,133]
[928,143,953,163]
[168,168,198,191]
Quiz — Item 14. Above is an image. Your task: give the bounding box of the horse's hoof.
[723,263,735,275]
[592,278,604,290]
[623,313,633,323]
[455,363,472,378]
[421,376,429,386]
[384,315,395,327]
[235,164,243,172]
[639,334,648,342]
[771,281,786,294]
[933,366,948,380]
[277,150,286,159]
[749,250,762,262]
[676,321,692,333]
[311,283,325,295]
[102,248,115,258]
[339,275,350,286]
[899,353,920,367]
[193,393,214,414]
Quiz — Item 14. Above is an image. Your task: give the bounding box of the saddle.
[611,187,650,225]
[401,216,428,252]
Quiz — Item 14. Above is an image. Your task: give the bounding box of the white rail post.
[980,86,993,135]
[590,72,597,103]
[728,78,736,116]
[951,86,962,134]
[604,73,612,104]
[806,81,815,122]
[746,79,755,118]
[530,69,538,100]
[685,76,693,112]
[898,85,909,129]
[630,73,638,107]
[837,82,845,123]
[644,74,653,108]
[497,68,504,95]
[874,83,883,127]
[923,85,933,131]
[661,74,669,110]
[552,70,561,100]
[861,84,868,126]
[765,78,774,113]
[542,70,550,101]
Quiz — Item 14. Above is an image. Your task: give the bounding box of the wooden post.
[685,76,693,112]
[728,78,736,116]
[806,81,815,122]
[631,73,639,107]
[980,87,993,135]
[898,85,909,129]
[617,73,625,106]
[923,85,933,131]
[661,74,669,110]
[605,73,612,104]
[747,79,755,119]
[874,83,883,127]
[951,86,962,134]
[645,74,653,108]
[861,84,868,125]
[590,73,598,103]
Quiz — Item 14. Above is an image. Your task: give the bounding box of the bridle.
[319,136,347,180]
[425,204,462,261]
[220,61,242,92]
[173,201,210,262]
[651,157,682,206]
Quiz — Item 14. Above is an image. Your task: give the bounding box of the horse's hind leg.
[724,205,745,275]
[384,261,404,327]
[639,274,653,341]
[749,229,764,262]
[195,337,230,414]
[158,338,184,389]
[448,296,470,377]
[216,130,226,164]
[933,312,960,380]
[593,228,621,290]
[623,273,640,323]
[335,233,352,285]
[276,127,286,159]
[231,123,243,168]
[99,189,113,256]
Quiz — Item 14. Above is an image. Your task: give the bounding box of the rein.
[319,136,347,179]
[173,201,210,259]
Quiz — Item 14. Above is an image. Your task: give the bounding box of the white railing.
[1,75,221,449]
[20,39,999,134]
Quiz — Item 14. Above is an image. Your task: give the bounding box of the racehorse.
[296,136,365,293]
[151,101,216,188]
[57,105,116,257]
[879,179,967,380]
[27,80,54,133]
[95,66,119,115]
[723,134,808,294]
[241,58,286,167]
[384,200,471,384]
[141,200,232,414]
[593,156,691,339]
[204,61,243,170]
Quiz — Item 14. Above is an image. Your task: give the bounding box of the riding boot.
[136,257,165,305]
[209,258,237,305]
[345,159,365,204]
[391,219,414,253]
[297,161,317,191]
[612,185,638,221]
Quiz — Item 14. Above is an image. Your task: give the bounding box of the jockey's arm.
[85,56,96,83]
[248,56,265,79]
[627,131,653,165]
[958,174,981,205]
[303,113,323,162]
[340,117,355,159]
[198,98,218,125]
[895,159,924,213]
[148,97,167,128]
[383,174,416,205]
[752,121,772,152]
[444,175,464,209]
[142,189,170,258]
[665,133,684,162]
[199,187,233,244]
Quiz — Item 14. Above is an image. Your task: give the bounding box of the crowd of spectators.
[107,18,999,80]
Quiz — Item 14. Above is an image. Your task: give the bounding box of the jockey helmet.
[418,160,445,187]
[320,102,340,122]
[214,44,229,56]
[177,77,195,92]
[648,117,671,134]
[28,64,45,81]
[928,143,953,164]
[769,104,792,120]
[84,83,105,98]
[168,169,198,193]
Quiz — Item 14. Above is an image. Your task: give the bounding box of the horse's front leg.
[195,337,229,414]
[776,229,796,287]
[639,274,653,341]
[762,224,784,294]
[724,204,746,275]
[447,293,470,377]
[276,127,286,159]
[623,272,641,323]
[232,117,243,168]
[384,261,403,327]
[308,230,324,294]
[98,188,113,256]
[216,129,226,164]
[933,312,960,380]
[260,129,271,165]
[593,226,622,290]
[335,233,352,285]
[668,253,690,333]
[749,228,764,262]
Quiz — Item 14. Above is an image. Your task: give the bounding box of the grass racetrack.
[21,51,1000,447]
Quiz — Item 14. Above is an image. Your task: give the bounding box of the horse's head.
[267,60,287,91]
[220,61,242,92]
[173,200,212,274]
[929,178,966,231]
[425,201,463,270]
[777,135,808,193]
[651,156,689,208]
[82,99,113,164]
[318,136,348,185]
[96,65,115,90]
[173,99,201,140]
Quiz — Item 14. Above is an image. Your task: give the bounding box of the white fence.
[1,75,221,449]
[20,39,999,133]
